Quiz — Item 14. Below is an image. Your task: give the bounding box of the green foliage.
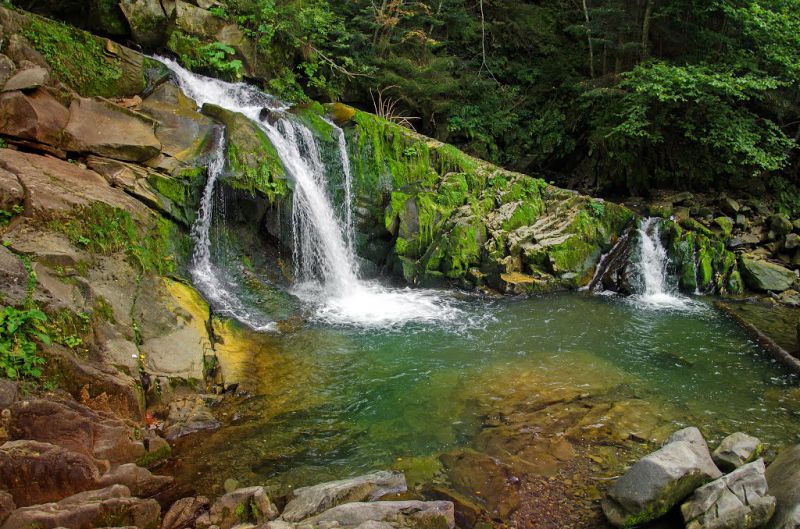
[0,204,23,227]
[21,14,124,97]
[169,33,244,80]
[0,306,49,379]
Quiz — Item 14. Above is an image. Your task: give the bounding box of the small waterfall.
[159,57,462,328]
[632,217,692,309]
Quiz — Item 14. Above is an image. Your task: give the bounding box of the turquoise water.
[175,293,800,500]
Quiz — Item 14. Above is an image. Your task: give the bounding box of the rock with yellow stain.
[137,277,212,380]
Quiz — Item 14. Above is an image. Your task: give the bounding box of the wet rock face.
[766,444,800,529]
[281,470,407,522]
[681,459,775,529]
[163,396,221,441]
[602,427,722,528]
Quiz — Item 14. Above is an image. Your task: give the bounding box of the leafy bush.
[0,306,50,379]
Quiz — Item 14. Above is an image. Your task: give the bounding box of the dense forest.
[16,0,800,205]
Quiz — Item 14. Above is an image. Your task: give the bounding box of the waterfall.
[632,217,692,309]
[159,57,462,328]
[189,129,276,331]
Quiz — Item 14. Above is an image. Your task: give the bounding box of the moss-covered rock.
[201,103,288,202]
[0,6,146,97]
[340,107,633,290]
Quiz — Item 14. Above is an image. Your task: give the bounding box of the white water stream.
[160,58,463,328]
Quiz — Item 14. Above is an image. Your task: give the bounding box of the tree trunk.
[640,0,653,61]
[581,0,595,78]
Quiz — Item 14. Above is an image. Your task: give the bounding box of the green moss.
[48,203,180,275]
[135,444,172,468]
[21,15,128,97]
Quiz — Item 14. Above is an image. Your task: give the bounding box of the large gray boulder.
[713,433,764,472]
[681,459,775,529]
[740,256,795,292]
[281,471,407,522]
[302,500,455,529]
[602,427,722,528]
[766,444,800,529]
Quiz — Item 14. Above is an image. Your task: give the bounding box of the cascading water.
[159,57,466,328]
[631,217,694,309]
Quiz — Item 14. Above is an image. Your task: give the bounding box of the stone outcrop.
[0,88,68,147]
[602,427,722,528]
[2,67,48,92]
[281,471,407,522]
[681,459,775,529]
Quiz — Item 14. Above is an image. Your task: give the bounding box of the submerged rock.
[681,459,775,529]
[301,500,455,529]
[766,444,800,529]
[602,427,721,528]
[281,471,407,522]
[163,396,221,441]
[712,433,764,472]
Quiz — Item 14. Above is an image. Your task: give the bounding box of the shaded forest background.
[18,0,800,209]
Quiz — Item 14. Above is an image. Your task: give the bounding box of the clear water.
[174,294,800,498]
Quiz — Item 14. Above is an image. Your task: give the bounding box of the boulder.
[720,197,741,215]
[0,440,101,507]
[139,83,215,165]
[766,444,800,529]
[161,496,209,529]
[0,492,13,527]
[281,471,407,522]
[174,1,226,37]
[769,214,794,237]
[712,433,763,472]
[64,97,161,162]
[740,256,795,292]
[0,88,69,147]
[204,486,277,529]
[2,67,48,92]
[98,464,173,498]
[602,428,722,528]
[681,459,775,529]
[0,484,160,529]
[302,501,455,529]
[163,396,220,441]
[785,233,800,251]
[119,0,173,48]
[9,398,145,464]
